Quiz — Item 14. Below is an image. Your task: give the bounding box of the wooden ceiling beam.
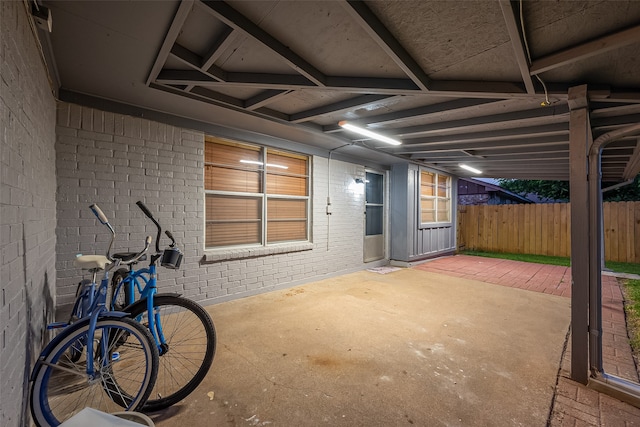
[201,0,327,86]
[499,0,536,94]
[530,24,640,76]
[340,0,431,91]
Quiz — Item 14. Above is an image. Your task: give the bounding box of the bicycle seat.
[112,252,147,263]
[74,255,111,270]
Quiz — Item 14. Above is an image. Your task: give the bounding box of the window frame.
[418,169,452,227]
[204,136,311,250]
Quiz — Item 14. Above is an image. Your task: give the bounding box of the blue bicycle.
[109,201,216,412]
[29,205,159,427]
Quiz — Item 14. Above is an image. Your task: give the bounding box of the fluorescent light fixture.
[459,164,482,174]
[240,160,288,169]
[338,121,401,145]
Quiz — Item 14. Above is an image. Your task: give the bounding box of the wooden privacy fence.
[457,201,640,263]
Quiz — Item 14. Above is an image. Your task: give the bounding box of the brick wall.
[55,102,382,308]
[0,2,58,426]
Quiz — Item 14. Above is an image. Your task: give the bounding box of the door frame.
[363,169,387,263]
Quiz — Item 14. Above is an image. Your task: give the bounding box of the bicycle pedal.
[47,322,68,329]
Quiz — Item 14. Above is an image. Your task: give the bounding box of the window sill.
[202,242,314,263]
[419,222,453,229]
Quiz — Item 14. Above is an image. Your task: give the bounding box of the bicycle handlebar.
[87,203,159,266]
[119,235,153,266]
[136,201,161,253]
[90,204,109,225]
[136,200,154,219]
[90,203,116,261]
[165,230,176,247]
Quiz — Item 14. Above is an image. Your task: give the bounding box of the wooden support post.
[588,125,603,376]
[568,85,591,384]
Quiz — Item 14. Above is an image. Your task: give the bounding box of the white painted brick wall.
[1,2,58,426]
[55,103,384,311]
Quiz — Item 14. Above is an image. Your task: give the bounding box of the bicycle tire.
[110,268,132,311]
[126,295,216,411]
[29,316,159,427]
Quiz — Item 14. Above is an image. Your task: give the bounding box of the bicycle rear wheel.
[110,268,132,311]
[30,317,158,427]
[127,295,216,411]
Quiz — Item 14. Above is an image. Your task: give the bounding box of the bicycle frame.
[109,200,182,354]
[113,261,169,353]
[68,271,104,321]
[41,269,128,380]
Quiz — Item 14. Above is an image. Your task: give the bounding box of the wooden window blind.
[206,195,261,246]
[205,140,262,193]
[204,136,310,248]
[420,170,451,224]
[267,198,307,242]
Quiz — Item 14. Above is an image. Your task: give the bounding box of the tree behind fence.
[457,201,640,263]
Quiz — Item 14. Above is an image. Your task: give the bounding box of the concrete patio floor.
[145,255,640,426]
[416,255,640,426]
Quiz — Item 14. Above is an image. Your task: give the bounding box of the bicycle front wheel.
[127,295,216,411]
[30,317,159,427]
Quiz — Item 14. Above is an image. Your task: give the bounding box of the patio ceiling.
[38,0,640,180]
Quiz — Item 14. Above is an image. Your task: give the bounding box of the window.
[204,136,310,249]
[420,170,451,224]
[365,172,384,236]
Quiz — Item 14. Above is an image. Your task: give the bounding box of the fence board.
[517,204,525,253]
[482,205,490,250]
[543,204,551,255]
[533,205,544,254]
[507,205,516,253]
[618,202,628,263]
[606,203,618,261]
[498,205,507,252]
[552,203,561,257]
[566,204,571,257]
[523,205,531,255]
[626,202,634,262]
[543,204,550,255]
[635,203,640,263]
[603,202,610,260]
[457,201,640,263]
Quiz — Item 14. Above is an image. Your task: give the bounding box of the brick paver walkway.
[415,255,573,297]
[413,255,640,426]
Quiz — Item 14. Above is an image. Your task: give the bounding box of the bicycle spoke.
[101,368,131,407]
